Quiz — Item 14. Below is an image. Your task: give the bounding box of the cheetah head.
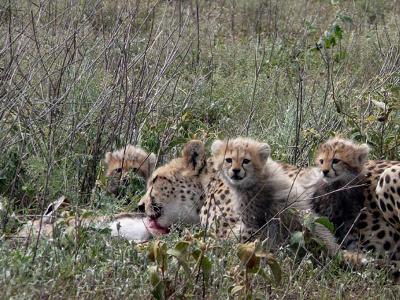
[211,137,270,188]
[105,145,157,195]
[315,137,369,183]
[138,140,206,232]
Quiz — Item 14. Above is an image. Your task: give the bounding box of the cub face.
[211,138,270,188]
[104,145,156,195]
[138,140,206,230]
[315,137,369,182]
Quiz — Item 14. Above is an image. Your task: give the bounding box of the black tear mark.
[190,152,198,170]
[151,201,163,218]
[195,158,206,177]
[152,175,159,184]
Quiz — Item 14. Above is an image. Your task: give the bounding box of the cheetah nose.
[137,203,145,213]
[232,169,241,175]
[322,170,329,176]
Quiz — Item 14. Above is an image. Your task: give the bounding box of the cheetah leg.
[313,222,370,267]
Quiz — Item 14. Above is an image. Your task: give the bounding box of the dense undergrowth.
[1,0,399,298]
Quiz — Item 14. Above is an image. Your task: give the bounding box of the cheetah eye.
[319,159,324,164]
[332,158,340,164]
[242,159,251,164]
[225,158,232,163]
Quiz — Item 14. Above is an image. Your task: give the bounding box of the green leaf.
[332,24,343,40]
[192,248,201,260]
[324,35,336,48]
[175,241,191,253]
[266,255,282,285]
[166,240,190,258]
[315,217,335,233]
[166,249,181,257]
[148,241,168,272]
[200,255,212,282]
[148,266,165,300]
[237,242,260,270]
[167,243,192,275]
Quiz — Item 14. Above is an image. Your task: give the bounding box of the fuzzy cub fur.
[312,137,369,247]
[105,145,156,195]
[210,137,340,253]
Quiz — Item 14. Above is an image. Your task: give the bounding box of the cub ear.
[148,153,157,176]
[182,140,206,172]
[356,143,370,165]
[258,143,271,162]
[211,139,226,156]
[105,152,113,164]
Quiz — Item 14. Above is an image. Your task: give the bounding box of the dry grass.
[1,0,400,298]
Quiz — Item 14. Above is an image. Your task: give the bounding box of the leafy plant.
[147,233,213,299]
[230,242,282,298]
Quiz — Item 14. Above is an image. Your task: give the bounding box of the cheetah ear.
[258,143,271,162]
[211,139,226,156]
[148,153,157,176]
[105,152,113,164]
[183,140,206,172]
[357,143,370,165]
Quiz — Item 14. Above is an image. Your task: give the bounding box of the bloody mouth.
[147,218,170,235]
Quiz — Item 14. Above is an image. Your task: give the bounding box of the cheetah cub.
[312,137,369,248]
[105,145,156,195]
[211,137,340,253]
[312,138,400,267]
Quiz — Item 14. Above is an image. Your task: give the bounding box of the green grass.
[1,228,399,299]
[1,0,400,298]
